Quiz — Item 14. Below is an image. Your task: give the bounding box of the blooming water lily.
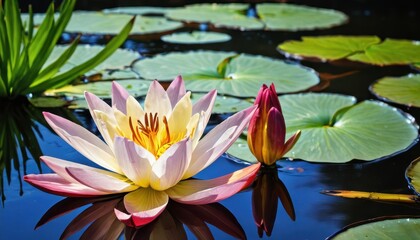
[247,84,301,166]
[24,76,260,227]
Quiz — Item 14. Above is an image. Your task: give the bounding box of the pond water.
[1,0,420,239]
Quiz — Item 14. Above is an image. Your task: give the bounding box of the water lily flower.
[247,84,301,166]
[24,76,260,227]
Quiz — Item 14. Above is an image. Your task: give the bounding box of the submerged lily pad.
[165,3,264,30]
[161,31,231,44]
[279,36,420,66]
[370,74,420,108]
[228,93,418,163]
[45,79,151,99]
[328,217,420,239]
[133,51,319,97]
[406,157,420,196]
[45,44,140,79]
[257,3,348,31]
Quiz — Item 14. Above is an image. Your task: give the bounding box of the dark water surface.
[2,1,420,239]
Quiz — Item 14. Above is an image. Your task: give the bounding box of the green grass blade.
[27,17,135,93]
[4,0,23,70]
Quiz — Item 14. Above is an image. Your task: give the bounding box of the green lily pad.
[64,11,183,35]
[165,3,264,30]
[161,31,231,44]
[406,157,420,196]
[370,74,420,108]
[191,93,253,114]
[278,36,420,66]
[328,217,420,239]
[45,44,140,80]
[28,97,69,108]
[132,51,319,97]
[102,6,173,15]
[257,3,348,31]
[227,93,419,163]
[44,79,151,99]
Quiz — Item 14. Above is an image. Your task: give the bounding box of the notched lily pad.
[45,44,140,80]
[161,31,231,44]
[406,157,420,196]
[45,79,151,100]
[102,7,172,15]
[228,93,419,163]
[133,51,319,97]
[257,3,348,31]
[328,217,420,239]
[279,36,420,66]
[370,74,420,108]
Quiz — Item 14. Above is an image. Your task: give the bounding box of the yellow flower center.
[128,112,173,159]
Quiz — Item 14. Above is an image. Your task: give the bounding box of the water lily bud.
[247,84,301,166]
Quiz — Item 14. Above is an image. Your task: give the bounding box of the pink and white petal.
[112,81,130,114]
[168,92,192,140]
[183,106,256,179]
[113,109,132,139]
[92,110,120,149]
[24,173,108,197]
[144,80,172,117]
[166,75,186,108]
[191,90,217,138]
[150,138,192,191]
[66,166,138,193]
[114,137,155,188]
[167,163,261,205]
[114,188,169,227]
[42,114,119,173]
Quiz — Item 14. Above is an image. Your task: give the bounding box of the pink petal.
[167,163,261,204]
[114,136,155,187]
[66,166,138,193]
[166,75,186,108]
[191,90,217,146]
[183,106,257,179]
[144,80,171,117]
[282,130,301,157]
[24,173,108,197]
[114,188,169,227]
[150,138,192,191]
[43,113,119,173]
[112,81,130,114]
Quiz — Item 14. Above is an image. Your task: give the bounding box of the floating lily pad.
[279,36,420,66]
[133,51,319,97]
[45,44,140,79]
[45,79,151,99]
[165,3,264,30]
[257,3,348,31]
[161,31,231,44]
[406,157,420,196]
[191,93,253,114]
[328,217,420,239]
[370,74,420,108]
[102,6,173,15]
[228,93,419,163]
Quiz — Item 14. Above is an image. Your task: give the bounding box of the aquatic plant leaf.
[370,74,420,108]
[102,6,173,15]
[45,79,151,99]
[45,44,140,80]
[328,217,420,239]
[165,3,264,30]
[25,11,183,35]
[279,36,381,60]
[228,93,418,163]
[191,93,253,114]
[279,36,420,66]
[257,3,348,31]
[348,39,420,65]
[406,157,420,196]
[133,51,319,97]
[161,31,231,44]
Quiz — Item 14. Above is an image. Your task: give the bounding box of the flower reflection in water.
[36,194,246,240]
[252,166,295,237]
